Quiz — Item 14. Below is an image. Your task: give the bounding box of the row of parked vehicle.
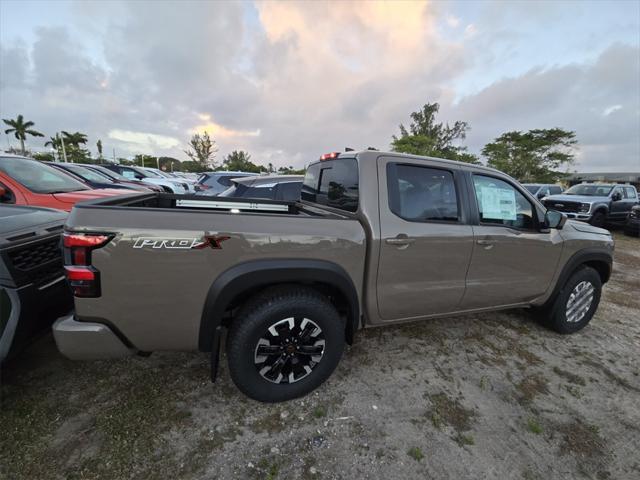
[523,182,640,231]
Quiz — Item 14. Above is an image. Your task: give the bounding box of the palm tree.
[3,114,44,155]
[61,131,88,148]
[44,135,62,149]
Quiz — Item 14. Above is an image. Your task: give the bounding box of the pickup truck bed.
[63,193,366,353]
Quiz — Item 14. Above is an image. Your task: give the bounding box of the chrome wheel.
[565,281,595,323]
[254,317,325,384]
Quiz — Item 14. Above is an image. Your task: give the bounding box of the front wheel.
[589,211,606,228]
[545,266,602,334]
[226,286,345,402]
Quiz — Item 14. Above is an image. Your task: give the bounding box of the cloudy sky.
[1,0,639,171]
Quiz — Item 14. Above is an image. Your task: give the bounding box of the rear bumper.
[53,314,135,360]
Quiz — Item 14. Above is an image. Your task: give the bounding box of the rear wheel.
[544,266,602,334]
[589,211,606,228]
[226,286,345,402]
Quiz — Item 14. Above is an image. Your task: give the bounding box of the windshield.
[65,165,113,183]
[90,166,126,181]
[0,157,89,193]
[142,169,163,178]
[524,185,541,194]
[564,184,613,196]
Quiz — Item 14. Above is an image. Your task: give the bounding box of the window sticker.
[479,186,517,221]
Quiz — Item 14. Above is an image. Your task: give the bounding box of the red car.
[0,155,128,212]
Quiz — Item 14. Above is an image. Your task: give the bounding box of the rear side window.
[386,164,459,222]
[549,186,563,195]
[276,182,302,201]
[301,158,358,212]
[472,175,535,229]
[217,176,234,187]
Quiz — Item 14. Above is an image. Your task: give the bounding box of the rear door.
[376,157,474,320]
[461,173,563,309]
[611,186,638,220]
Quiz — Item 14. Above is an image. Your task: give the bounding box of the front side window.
[624,187,637,199]
[0,157,89,193]
[473,175,535,229]
[386,164,459,222]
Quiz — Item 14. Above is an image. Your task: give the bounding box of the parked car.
[46,162,150,192]
[1,205,72,362]
[102,165,189,194]
[54,150,613,402]
[542,183,639,227]
[218,175,303,201]
[82,165,165,192]
[0,155,129,211]
[195,171,254,194]
[140,167,196,193]
[624,205,640,237]
[523,183,563,199]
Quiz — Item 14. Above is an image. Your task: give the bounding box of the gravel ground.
[1,231,639,480]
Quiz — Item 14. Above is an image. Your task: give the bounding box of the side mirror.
[612,192,622,201]
[545,210,567,230]
[537,191,546,199]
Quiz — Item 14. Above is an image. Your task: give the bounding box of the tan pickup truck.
[54,150,614,402]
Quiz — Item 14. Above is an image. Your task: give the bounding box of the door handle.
[385,235,415,248]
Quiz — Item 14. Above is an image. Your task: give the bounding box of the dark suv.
[1,205,72,362]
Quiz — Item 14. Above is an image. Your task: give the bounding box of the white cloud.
[108,130,180,150]
[603,104,622,116]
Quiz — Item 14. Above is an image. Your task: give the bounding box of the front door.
[376,158,474,321]
[461,174,563,309]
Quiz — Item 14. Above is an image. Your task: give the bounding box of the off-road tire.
[544,266,602,334]
[589,211,606,228]
[226,285,345,402]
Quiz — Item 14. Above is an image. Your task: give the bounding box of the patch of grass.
[557,420,610,477]
[312,406,327,418]
[479,376,489,391]
[455,434,475,446]
[515,374,549,405]
[256,457,280,480]
[407,446,424,461]
[527,418,543,434]
[425,392,476,433]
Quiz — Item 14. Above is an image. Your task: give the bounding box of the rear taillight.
[63,232,112,297]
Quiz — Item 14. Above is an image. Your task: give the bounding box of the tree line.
[3,106,577,181]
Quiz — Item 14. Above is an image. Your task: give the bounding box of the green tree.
[96,139,103,160]
[180,160,205,173]
[184,131,218,169]
[391,102,479,164]
[2,114,44,155]
[61,131,88,148]
[45,135,64,160]
[482,129,577,183]
[220,150,266,173]
[277,165,306,175]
